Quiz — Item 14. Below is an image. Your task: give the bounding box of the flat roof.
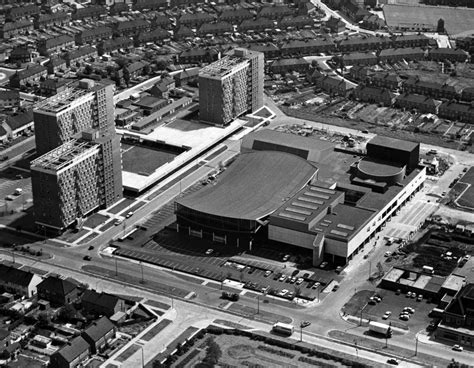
[367,135,419,153]
[358,157,405,177]
[443,274,465,292]
[383,267,405,283]
[176,151,317,220]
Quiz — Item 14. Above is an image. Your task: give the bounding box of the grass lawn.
[83,213,109,228]
[116,344,141,362]
[383,4,474,36]
[9,356,45,368]
[122,143,179,175]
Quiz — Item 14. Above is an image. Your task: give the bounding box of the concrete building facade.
[199,48,264,126]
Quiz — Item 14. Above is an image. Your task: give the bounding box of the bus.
[272,322,294,336]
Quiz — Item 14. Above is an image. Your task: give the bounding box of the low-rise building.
[461,87,474,102]
[0,264,42,297]
[438,101,474,123]
[269,58,310,74]
[239,17,274,32]
[136,28,171,45]
[403,78,458,100]
[378,47,425,63]
[428,48,469,63]
[149,77,176,99]
[132,95,168,115]
[340,52,378,66]
[174,25,194,40]
[173,67,200,86]
[75,26,112,46]
[81,290,126,317]
[281,39,336,56]
[9,64,48,88]
[360,13,385,30]
[37,276,79,306]
[113,19,150,37]
[353,85,395,106]
[392,34,430,48]
[133,0,168,10]
[34,12,69,30]
[98,37,133,55]
[39,78,72,97]
[71,5,107,20]
[82,317,116,354]
[125,61,147,79]
[6,4,39,22]
[49,336,90,368]
[246,43,280,60]
[395,93,440,114]
[64,46,98,68]
[279,15,313,29]
[325,16,345,33]
[110,2,129,15]
[5,109,34,138]
[258,5,295,19]
[46,58,67,74]
[370,72,402,90]
[317,75,352,97]
[152,14,172,29]
[179,13,216,27]
[8,46,33,64]
[198,21,233,36]
[37,35,75,57]
[1,20,33,39]
[178,47,220,64]
[337,36,391,53]
[219,9,253,23]
[436,283,474,347]
[0,90,20,108]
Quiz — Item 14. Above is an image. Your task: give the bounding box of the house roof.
[66,46,96,60]
[15,64,47,80]
[0,125,7,137]
[258,5,294,17]
[282,38,334,49]
[37,276,77,296]
[0,90,19,100]
[83,316,115,342]
[82,290,120,310]
[115,19,149,31]
[199,21,233,34]
[10,46,31,56]
[2,19,32,32]
[79,26,112,38]
[240,17,274,29]
[179,12,216,23]
[6,109,33,131]
[280,15,313,26]
[174,67,200,80]
[36,11,69,23]
[47,57,66,67]
[379,47,424,57]
[445,283,474,317]
[180,47,219,58]
[41,35,74,49]
[0,264,35,287]
[271,58,309,67]
[126,61,147,73]
[247,43,279,53]
[56,336,89,363]
[396,93,438,107]
[219,9,253,20]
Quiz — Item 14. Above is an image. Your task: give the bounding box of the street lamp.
[139,261,144,284]
[354,340,358,357]
[415,335,418,356]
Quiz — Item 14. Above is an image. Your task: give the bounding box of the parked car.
[205,248,214,255]
[83,255,91,261]
[282,254,290,261]
[264,270,272,277]
[278,289,289,296]
[417,294,423,302]
[382,311,392,320]
[320,261,328,269]
[273,272,282,281]
[387,358,399,365]
[312,282,320,289]
[452,345,463,352]
[296,277,304,285]
[279,275,287,282]
[399,314,409,321]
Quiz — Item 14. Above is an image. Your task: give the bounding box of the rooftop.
[367,135,419,153]
[176,151,317,220]
[199,55,248,78]
[31,138,99,172]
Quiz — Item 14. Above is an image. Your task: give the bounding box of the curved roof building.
[175,151,317,235]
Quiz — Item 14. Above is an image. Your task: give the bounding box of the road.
[0,136,35,170]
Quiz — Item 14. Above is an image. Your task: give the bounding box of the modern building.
[199,48,264,125]
[30,130,122,231]
[175,131,426,266]
[33,79,116,155]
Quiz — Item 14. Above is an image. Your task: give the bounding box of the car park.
[452,345,463,352]
[289,276,297,284]
[399,314,409,321]
[273,272,282,281]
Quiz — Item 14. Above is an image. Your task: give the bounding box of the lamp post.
[140,261,144,284]
[368,260,372,280]
[354,340,358,357]
[114,255,118,276]
[415,335,418,356]
[257,295,260,314]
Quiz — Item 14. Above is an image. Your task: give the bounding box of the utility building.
[199,48,264,126]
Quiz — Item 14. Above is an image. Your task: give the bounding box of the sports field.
[456,167,474,210]
[121,143,180,175]
[384,5,474,36]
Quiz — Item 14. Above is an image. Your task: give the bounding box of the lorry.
[368,321,392,338]
[422,265,434,275]
[272,322,294,336]
[221,291,239,302]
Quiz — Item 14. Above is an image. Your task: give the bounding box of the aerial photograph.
[0,0,473,366]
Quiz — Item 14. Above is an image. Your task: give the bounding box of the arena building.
[175,131,426,265]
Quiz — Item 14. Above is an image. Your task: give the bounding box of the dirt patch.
[227,344,255,359]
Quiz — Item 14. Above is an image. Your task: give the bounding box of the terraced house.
[113,19,150,37]
[0,19,33,39]
[71,5,107,20]
[239,17,274,32]
[34,11,69,29]
[178,12,216,27]
[438,102,474,124]
[281,39,336,56]
[64,46,98,68]
[219,8,253,23]
[395,93,440,114]
[37,35,75,57]
[9,64,47,88]
[75,26,113,45]
[198,21,233,36]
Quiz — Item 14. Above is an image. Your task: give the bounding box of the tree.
[203,338,221,366]
[437,18,445,33]
[123,68,130,86]
[152,360,164,368]
[0,349,10,360]
[155,59,169,71]
[58,304,77,321]
[84,65,93,74]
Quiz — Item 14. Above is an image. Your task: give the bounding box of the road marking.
[222,302,232,310]
[201,280,209,286]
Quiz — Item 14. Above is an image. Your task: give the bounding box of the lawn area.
[83,213,109,228]
[9,355,45,368]
[116,344,141,362]
[341,289,373,316]
[121,143,180,175]
[383,4,474,36]
[455,167,474,210]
